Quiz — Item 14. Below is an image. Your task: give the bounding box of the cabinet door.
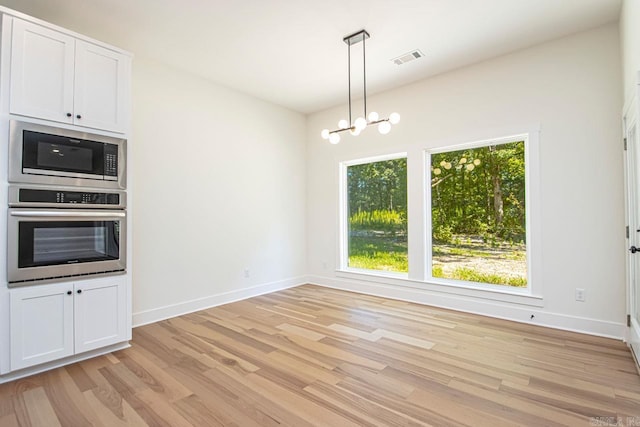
[10,283,74,371]
[74,276,127,354]
[74,40,129,133]
[9,18,75,124]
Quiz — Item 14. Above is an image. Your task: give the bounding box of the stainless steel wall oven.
[7,186,126,286]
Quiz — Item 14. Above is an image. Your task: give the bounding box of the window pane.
[430,141,527,287]
[347,158,408,273]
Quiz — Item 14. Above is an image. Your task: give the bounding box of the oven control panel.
[8,186,126,209]
[20,189,120,205]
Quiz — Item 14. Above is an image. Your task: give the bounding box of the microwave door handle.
[10,211,125,219]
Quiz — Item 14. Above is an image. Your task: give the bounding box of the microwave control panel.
[104,144,119,177]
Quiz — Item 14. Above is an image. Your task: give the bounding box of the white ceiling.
[1,0,622,114]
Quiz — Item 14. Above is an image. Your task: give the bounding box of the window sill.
[335,269,544,307]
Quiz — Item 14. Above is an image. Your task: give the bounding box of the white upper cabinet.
[73,40,128,133]
[9,18,75,125]
[9,17,130,133]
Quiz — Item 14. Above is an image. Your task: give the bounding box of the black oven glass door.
[22,130,105,177]
[18,220,120,268]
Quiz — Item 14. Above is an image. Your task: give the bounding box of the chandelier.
[321,29,400,144]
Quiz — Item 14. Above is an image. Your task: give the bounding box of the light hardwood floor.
[1,284,639,426]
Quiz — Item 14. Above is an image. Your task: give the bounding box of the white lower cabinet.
[10,276,127,371]
[9,282,73,370]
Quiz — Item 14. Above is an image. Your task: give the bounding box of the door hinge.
[627,226,630,239]
[628,314,632,327]
[624,137,628,151]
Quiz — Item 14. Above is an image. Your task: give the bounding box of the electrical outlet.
[243,269,250,278]
[575,288,586,302]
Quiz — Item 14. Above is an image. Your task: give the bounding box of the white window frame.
[339,152,409,277]
[425,133,539,296]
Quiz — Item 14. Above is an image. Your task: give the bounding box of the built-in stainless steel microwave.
[8,120,126,189]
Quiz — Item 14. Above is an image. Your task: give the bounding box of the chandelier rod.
[348,37,352,127]
[363,32,367,119]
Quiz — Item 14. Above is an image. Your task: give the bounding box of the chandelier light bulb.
[354,117,367,130]
[350,127,361,136]
[389,112,401,125]
[338,119,349,129]
[368,111,379,122]
[378,121,391,134]
[329,133,341,144]
[321,129,330,140]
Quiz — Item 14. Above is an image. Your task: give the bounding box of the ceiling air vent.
[391,49,424,66]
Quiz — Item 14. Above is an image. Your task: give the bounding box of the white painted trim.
[132,276,306,327]
[623,87,640,360]
[335,270,543,306]
[0,341,130,384]
[308,274,625,339]
[340,152,408,167]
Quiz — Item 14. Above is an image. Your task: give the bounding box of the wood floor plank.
[135,389,193,427]
[0,284,639,426]
[22,387,61,427]
[42,369,99,427]
[303,380,429,427]
[0,413,20,427]
[0,380,15,419]
[244,371,365,427]
[447,378,587,426]
[406,386,520,427]
[82,388,147,427]
[265,349,343,385]
[277,322,327,341]
[204,366,315,427]
[164,365,266,427]
[115,348,193,403]
[172,394,238,427]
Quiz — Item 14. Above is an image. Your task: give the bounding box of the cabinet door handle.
[76,114,82,119]
[66,113,72,117]
[77,289,82,294]
[67,291,72,295]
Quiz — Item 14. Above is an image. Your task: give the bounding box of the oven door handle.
[10,210,126,218]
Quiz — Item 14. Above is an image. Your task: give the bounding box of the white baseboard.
[306,275,626,340]
[132,276,305,327]
[132,273,625,339]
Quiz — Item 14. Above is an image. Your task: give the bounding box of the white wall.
[621,0,640,104]
[306,24,626,337]
[131,58,307,325]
